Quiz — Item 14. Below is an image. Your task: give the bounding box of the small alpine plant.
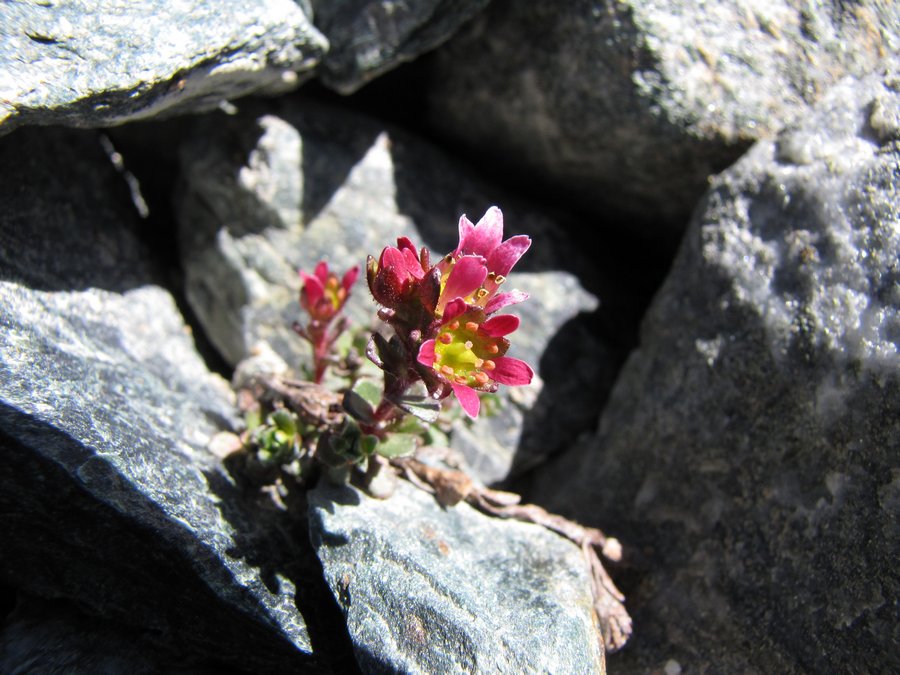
[236,206,630,653]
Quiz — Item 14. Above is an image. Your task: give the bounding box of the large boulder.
[309,479,605,672]
[532,59,900,672]
[310,0,489,93]
[0,127,351,671]
[174,98,617,484]
[0,0,327,134]
[419,0,900,233]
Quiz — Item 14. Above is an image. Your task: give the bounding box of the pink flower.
[299,261,359,322]
[417,301,533,418]
[436,206,531,315]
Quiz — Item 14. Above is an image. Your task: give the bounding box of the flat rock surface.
[0,0,327,134]
[309,478,605,673]
[175,98,615,484]
[421,0,900,232]
[532,59,900,672]
[0,127,346,671]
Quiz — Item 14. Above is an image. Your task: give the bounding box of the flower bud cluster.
[295,261,359,383]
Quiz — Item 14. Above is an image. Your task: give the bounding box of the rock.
[532,59,900,672]
[0,0,327,134]
[308,478,605,673]
[0,594,238,674]
[419,0,900,233]
[0,127,349,671]
[310,0,489,94]
[175,97,616,484]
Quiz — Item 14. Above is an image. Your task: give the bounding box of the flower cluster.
[295,261,359,383]
[367,207,533,418]
[300,261,358,322]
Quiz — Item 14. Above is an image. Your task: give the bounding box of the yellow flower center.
[432,316,502,388]
[324,276,346,310]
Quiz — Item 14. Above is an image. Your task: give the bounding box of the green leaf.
[393,415,427,435]
[270,409,297,435]
[424,425,450,448]
[375,433,418,458]
[353,380,382,408]
[359,434,379,456]
[393,394,441,423]
[343,390,374,423]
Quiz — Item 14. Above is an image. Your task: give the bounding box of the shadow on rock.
[206,457,361,674]
[0,127,161,294]
[0,409,310,672]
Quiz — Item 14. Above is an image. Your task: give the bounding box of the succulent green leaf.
[359,434,379,456]
[394,415,427,434]
[343,389,375,423]
[244,408,262,432]
[424,425,450,448]
[270,409,297,435]
[354,380,382,407]
[375,432,418,458]
[393,393,441,423]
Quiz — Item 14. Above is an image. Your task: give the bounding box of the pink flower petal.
[462,207,504,257]
[442,255,487,303]
[484,290,529,314]
[442,297,469,322]
[381,246,424,280]
[405,249,425,279]
[417,339,436,367]
[481,314,520,337]
[396,236,417,254]
[314,260,330,283]
[342,265,360,291]
[451,382,481,418]
[380,246,404,270]
[300,272,324,304]
[490,356,533,386]
[486,235,531,277]
[455,215,475,256]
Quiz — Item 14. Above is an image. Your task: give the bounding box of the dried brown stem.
[258,376,345,427]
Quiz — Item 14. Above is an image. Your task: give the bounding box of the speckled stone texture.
[309,479,605,673]
[420,0,900,232]
[0,0,326,134]
[0,127,347,671]
[175,98,615,484]
[311,0,489,93]
[531,59,900,673]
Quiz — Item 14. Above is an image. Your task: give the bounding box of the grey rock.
[0,127,341,671]
[175,98,614,484]
[308,479,605,673]
[0,0,327,134]
[311,0,489,94]
[533,60,900,672]
[420,0,900,232]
